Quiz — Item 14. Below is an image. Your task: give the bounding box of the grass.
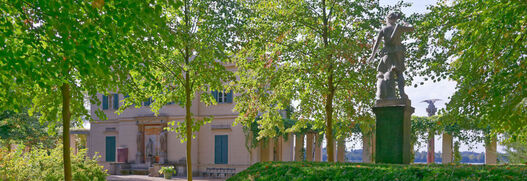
[228,161,527,181]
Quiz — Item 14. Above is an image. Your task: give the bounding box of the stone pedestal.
[373,99,413,164]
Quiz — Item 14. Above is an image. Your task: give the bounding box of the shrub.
[0,144,107,181]
[228,161,527,181]
[159,166,175,178]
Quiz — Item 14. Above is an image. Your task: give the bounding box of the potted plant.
[159,166,175,179]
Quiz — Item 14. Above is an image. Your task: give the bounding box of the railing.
[203,167,236,178]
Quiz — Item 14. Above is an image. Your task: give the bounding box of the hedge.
[228,161,527,181]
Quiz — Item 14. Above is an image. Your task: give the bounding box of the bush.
[228,161,527,181]
[0,144,107,181]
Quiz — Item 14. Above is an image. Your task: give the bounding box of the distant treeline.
[321,148,506,163]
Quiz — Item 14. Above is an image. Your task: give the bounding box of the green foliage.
[115,0,242,141]
[502,138,527,164]
[415,0,527,141]
[159,166,175,175]
[0,0,154,124]
[0,110,59,149]
[228,161,527,181]
[233,0,414,162]
[1,1,167,179]
[411,115,486,151]
[454,141,462,164]
[0,144,107,181]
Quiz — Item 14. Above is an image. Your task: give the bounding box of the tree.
[0,110,60,150]
[415,0,527,142]
[502,138,527,164]
[233,0,412,162]
[1,1,162,180]
[116,1,245,180]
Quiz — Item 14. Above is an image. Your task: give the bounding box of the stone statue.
[159,129,168,163]
[422,99,441,116]
[369,12,414,100]
[146,137,154,162]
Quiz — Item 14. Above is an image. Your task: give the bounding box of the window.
[102,95,109,110]
[105,136,116,162]
[113,94,119,110]
[212,90,233,103]
[214,135,228,164]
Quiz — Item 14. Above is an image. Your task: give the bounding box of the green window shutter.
[212,90,218,102]
[215,135,221,164]
[215,135,228,164]
[105,136,116,162]
[222,135,228,164]
[226,90,233,103]
[113,94,119,109]
[144,97,152,106]
[102,95,108,110]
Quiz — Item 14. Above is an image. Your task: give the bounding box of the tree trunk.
[325,89,335,162]
[61,83,72,181]
[321,0,335,163]
[185,71,193,181]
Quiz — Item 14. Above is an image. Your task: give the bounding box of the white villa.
[83,63,323,177]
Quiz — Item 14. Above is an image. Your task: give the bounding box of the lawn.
[228,161,527,181]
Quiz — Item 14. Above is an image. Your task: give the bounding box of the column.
[281,134,295,161]
[314,134,322,161]
[485,136,497,164]
[136,125,144,163]
[337,139,345,162]
[294,134,304,161]
[332,139,337,161]
[427,130,435,164]
[362,132,373,163]
[306,133,314,161]
[260,139,272,162]
[70,134,77,155]
[442,133,453,164]
[273,138,282,161]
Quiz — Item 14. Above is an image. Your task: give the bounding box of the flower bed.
[228,161,527,181]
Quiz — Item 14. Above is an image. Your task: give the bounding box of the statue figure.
[422,99,441,116]
[369,12,414,100]
[146,137,154,163]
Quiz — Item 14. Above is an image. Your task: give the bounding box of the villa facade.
[86,64,303,176]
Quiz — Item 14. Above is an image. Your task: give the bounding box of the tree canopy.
[114,1,246,179]
[232,0,419,162]
[1,0,163,180]
[415,0,527,142]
